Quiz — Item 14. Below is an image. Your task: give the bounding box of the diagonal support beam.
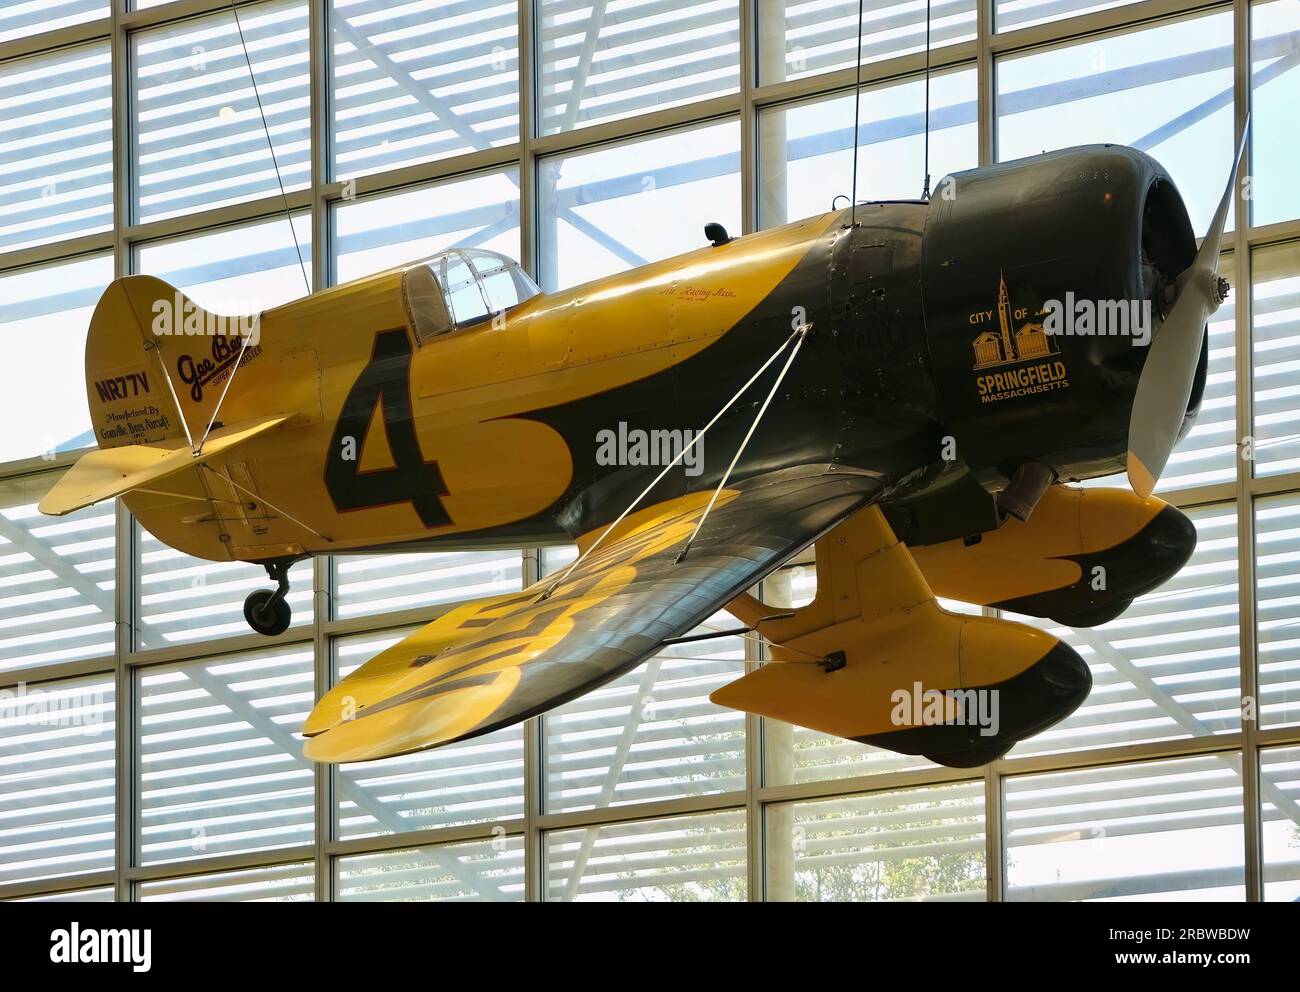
[561,656,663,901]
[0,510,508,898]
[1076,628,1300,829]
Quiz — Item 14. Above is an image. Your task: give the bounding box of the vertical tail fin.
[85,275,261,452]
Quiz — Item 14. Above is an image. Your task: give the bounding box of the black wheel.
[244,589,291,636]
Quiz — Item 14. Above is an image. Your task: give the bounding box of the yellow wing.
[303,466,879,762]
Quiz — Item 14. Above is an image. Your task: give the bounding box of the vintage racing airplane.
[40,134,1244,767]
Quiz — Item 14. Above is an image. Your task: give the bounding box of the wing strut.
[143,339,196,451]
[199,464,332,543]
[676,322,810,562]
[541,323,809,599]
[196,329,255,454]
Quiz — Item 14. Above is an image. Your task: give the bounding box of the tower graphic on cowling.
[972,272,1055,370]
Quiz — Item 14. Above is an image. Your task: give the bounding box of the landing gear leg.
[244,560,293,636]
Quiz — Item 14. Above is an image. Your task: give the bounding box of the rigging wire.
[922,0,933,200]
[200,464,331,542]
[674,322,810,563]
[229,0,311,295]
[539,325,807,600]
[193,2,312,453]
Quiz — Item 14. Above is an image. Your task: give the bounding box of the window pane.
[538,0,739,136]
[0,254,110,460]
[758,67,977,229]
[333,167,520,283]
[1260,744,1300,901]
[331,0,519,181]
[1007,503,1240,757]
[757,0,975,86]
[537,119,740,291]
[8,885,114,902]
[135,213,312,309]
[995,0,1143,33]
[1255,494,1300,729]
[765,781,986,901]
[0,1,107,43]
[136,643,314,865]
[0,674,114,888]
[1250,0,1300,227]
[0,471,116,674]
[543,612,745,814]
[1004,755,1246,900]
[0,42,111,252]
[132,218,312,647]
[540,544,576,575]
[333,549,521,619]
[334,630,524,840]
[996,10,1236,236]
[336,836,524,901]
[132,0,310,223]
[134,522,312,647]
[545,809,746,901]
[1252,239,1300,478]
[137,861,313,901]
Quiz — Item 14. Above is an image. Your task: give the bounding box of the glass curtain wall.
[1,0,1297,901]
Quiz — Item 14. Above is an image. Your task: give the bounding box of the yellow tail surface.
[85,275,262,452]
[39,414,288,517]
[55,275,286,561]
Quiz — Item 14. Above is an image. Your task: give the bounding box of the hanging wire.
[229,0,311,295]
[922,0,933,200]
[191,1,313,453]
[848,0,865,226]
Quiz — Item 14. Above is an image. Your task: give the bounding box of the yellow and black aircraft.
[40,138,1242,767]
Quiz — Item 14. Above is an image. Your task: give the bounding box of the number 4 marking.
[325,329,451,527]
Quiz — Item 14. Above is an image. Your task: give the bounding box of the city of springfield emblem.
[971,273,1069,404]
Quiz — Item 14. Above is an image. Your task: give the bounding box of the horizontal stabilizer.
[39,414,288,516]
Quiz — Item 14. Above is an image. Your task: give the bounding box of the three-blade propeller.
[1127,123,1250,498]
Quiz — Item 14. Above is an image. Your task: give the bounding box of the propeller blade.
[1127,123,1249,498]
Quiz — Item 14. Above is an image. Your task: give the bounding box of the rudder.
[85,274,261,452]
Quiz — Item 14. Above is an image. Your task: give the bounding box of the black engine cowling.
[920,145,1200,495]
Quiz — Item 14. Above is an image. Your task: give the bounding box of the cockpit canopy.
[401,248,540,343]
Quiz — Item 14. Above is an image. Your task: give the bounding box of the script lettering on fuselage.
[176,334,263,404]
